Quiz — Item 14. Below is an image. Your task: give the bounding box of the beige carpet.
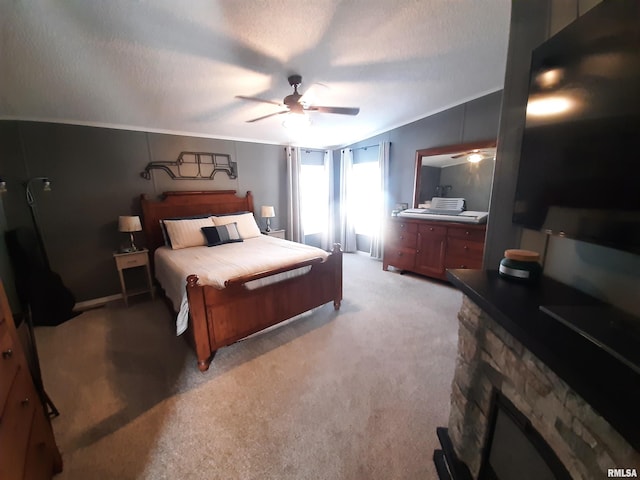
[36,253,462,480]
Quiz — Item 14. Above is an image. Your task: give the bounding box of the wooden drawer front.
[0,366,36,480]
[389,221,417,235]
[388,231,417,249]
[384,247,416,270]
[418,223,448,237]
[23,409,56,480]
[0,325,20,413]
[447,226,486,242]
[445,238,484,269]
[115,253,147,270]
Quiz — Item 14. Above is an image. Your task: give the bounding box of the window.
[349,162,381,236]
[300,150,332,248]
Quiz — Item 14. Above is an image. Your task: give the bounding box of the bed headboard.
[140,190,255,254]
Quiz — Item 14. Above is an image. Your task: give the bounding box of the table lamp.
[118,215,142,252]
[261,206,275,232]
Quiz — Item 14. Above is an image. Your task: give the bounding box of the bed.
[140,190,343,371]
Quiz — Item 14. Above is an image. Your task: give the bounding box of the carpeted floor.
[36,253,462,480]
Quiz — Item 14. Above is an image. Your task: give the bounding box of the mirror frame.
[413,140,497,208]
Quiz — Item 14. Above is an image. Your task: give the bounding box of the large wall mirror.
[413,140,497,211]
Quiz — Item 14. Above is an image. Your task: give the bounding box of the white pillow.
[163,217,215,249]
[212,212,261,239]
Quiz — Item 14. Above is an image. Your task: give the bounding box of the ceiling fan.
[451,149,496,163]
[236,74,360,123]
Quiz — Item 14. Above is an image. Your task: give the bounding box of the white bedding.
[154,235,329,335]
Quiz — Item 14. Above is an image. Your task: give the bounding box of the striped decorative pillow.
[201,223,243,247]
[159,213,212,247]
[212,212,261,239]
[162,217,215,249]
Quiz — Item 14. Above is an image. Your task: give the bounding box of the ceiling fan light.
[282,112,310,130]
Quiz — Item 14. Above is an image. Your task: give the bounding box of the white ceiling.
[0,1,511,149]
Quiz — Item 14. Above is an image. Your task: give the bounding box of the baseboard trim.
[73,294,122,311]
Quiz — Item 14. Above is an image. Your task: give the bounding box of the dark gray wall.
[0,121,285,304]
[486,0,640,316]
[419,166,440,204]
[345,90,503,218]
[439,159,494,212]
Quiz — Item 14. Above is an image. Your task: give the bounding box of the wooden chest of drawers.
[383,217,486,281]
[0,281,62,480]
[383,220,418,270]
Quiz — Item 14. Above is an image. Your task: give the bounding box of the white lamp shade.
[261,206,275,218]
[118,215,142,233]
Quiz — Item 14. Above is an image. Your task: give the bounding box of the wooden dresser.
[382,216,486,281]
[0,281,62,480]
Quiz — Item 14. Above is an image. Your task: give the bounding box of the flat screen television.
[513,0,640,255]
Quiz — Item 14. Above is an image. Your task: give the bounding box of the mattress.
[154,235,329,335]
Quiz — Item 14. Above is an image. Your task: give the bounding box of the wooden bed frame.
[140,190,343,372]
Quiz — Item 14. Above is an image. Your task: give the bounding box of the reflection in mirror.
[413,140,496,210]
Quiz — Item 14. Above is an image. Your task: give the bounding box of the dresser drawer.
[445,238,484,269]
[384,246,416,270]
[23,408,57,480]
[387,231,417,249]
[0,323,20,413]
[0,366,37,480]
[418,223,448,237]
[115,252,148,270]
[445,254,483,270]
[389,220,418,234]
[447,226,486,242]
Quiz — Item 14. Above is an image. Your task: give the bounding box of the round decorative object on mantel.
[499,249,542,283]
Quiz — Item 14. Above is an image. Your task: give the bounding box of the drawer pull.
[399,235,404,240]
[429,227,434,231]
[2,348,12,359]
[465,231,470,236]
[397,252,403,257]
[21,397,30,407]
[460,265,467,268]
[463,245,469,250]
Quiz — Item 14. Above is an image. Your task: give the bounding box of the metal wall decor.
[141,151,238,180]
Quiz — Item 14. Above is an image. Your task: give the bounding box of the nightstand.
[262,229,285,239]
[113,249,154,306]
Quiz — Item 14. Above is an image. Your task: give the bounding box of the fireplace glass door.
[479,392,570,480]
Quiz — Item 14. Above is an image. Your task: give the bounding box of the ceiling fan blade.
[451,150,476,159]
[246,110,289,123]
[236,95,282,106]
[307,106,360,116]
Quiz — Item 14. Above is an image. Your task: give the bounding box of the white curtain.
[321,150,335,251]
[339,148,357,253]
[286,146,304,243]
[370,141,390,259]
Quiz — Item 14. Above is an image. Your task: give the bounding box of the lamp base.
[129,232,138,251]
[265,218,271,232]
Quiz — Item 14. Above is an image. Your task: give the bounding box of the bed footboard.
[186,243,342,371]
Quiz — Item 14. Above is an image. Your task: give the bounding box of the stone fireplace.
[448,296,637,478]
[439,269,640,480]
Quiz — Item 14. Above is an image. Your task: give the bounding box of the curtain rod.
[350,144,378,152]
[348,142,391,152]
[283,147,327,153]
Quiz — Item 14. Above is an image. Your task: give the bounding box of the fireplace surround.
[438,270,640,479]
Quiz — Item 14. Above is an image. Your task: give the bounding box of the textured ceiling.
[0,1,511,149]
